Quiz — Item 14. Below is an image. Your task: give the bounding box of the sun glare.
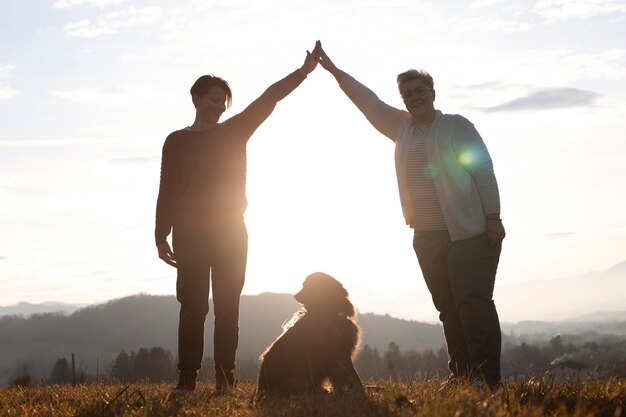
[458,152,474,167]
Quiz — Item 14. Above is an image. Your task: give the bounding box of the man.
[155,47,318,398]
[314,41,505,388]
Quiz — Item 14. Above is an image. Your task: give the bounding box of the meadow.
[1,378,623,417]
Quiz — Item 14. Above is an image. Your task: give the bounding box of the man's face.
[193,86,228,125]
[399,78,436,123]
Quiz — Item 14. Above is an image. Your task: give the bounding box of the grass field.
[1,378,624,417]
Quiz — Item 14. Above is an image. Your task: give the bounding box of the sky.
[1,0,625,321]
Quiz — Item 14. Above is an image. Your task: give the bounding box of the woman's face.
[399,78,436,124]
[194,86,228,126]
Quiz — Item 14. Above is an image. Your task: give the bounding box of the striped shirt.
[338,74,501,241]
[406,124,447,230]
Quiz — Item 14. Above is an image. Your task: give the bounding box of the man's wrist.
[486,214,502,221]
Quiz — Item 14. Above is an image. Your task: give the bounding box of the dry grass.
[0,377,623,417]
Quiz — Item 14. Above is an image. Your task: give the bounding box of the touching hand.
[486,219,506,247]
[299,46,319,76]
[157,241,177,267]
[313,40,345,81]
[313,40,337,73]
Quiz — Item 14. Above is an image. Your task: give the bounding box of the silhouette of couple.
[155,41,505,398]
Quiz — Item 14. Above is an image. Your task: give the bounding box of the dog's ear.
[340,297,356,318]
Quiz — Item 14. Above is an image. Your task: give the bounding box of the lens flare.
[458,152,474,167]
[422,163,439,178]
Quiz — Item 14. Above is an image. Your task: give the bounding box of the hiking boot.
[470,374,502,391]
[212,370,235,397]
[439,374,467,391]
[170,370,198,400]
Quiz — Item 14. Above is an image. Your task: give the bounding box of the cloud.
[50,87,126,105]
[0,87,21,100]
[482,87,600,112]
[110,156,158,164]
[443,47,626,91]
[535,0,626,21]
[63,6,162,38]
[543,232,576,239]
[0,63,15,79]
[470,0,505,8]
[517,48,626,84]
[0,138,117,148]
[53,0,126,9]
[63,19,116,38]
[460,17,534,33]
[0,64,20,100]
[49,84,157,106]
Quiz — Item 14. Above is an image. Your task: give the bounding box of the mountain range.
[0,301,87,317]
[0,293,445,386]
[1,289,624,387]
[3,260,625,323]
[391,260,626,322]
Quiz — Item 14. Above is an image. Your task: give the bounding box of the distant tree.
[503,342,547,376]
[546,334,568,358]
[402,349,424,378]
[355,345,383,379]
[137,347,176,382]
[133,348,152,380]
[110,350,133,382]
[9,361,33,387]
[384,342,403,378]
[421,349,439,378]
[111,347,176,382]
[436,346,449,375]
[49,357,72,384]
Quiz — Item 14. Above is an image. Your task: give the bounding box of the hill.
[0,301,86,317]
[393,260,626,322]
[0,293,444,385]
[3,260,625,325]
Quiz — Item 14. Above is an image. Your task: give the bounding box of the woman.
[313,41,505,388]
[155,46,318,398]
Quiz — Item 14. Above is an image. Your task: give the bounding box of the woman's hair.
[190,75,232,108]
[396,69,434,90]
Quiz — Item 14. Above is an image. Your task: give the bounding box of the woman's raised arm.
[314,40,409,141]
[226,45,318,139]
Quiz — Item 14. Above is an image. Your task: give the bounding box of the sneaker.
[169,370,197,400]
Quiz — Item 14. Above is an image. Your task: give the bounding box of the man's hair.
[190,75,232,108]
[396,69,434,90]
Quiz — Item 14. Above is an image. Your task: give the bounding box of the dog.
[255,272,363,398]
